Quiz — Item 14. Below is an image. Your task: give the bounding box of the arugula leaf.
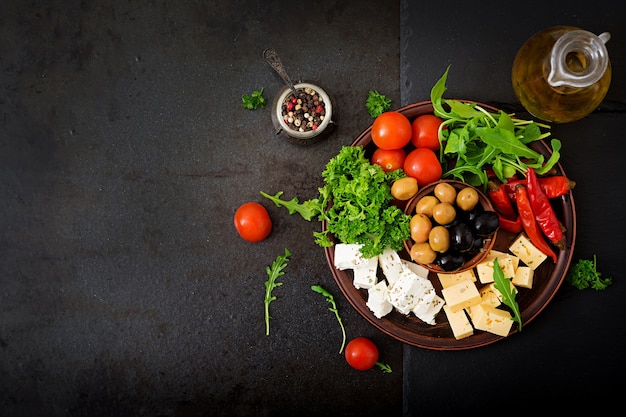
[242,87,266,110]
[492,258,522,331]
[566,255,612,290]
[264,248,291,336]
[366,90,392,118]
[311,285,346,354]
[430,67,562,186]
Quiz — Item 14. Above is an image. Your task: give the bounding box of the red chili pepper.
[488,180,517,220]
[498,214,523,233]
[503,175,575,200]
[515,184,558,263]
[526,167,566,250]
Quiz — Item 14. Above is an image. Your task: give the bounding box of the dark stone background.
[1,1,403,416]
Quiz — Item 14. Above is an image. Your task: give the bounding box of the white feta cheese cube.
[352,256,379,290]
[400,259,430,279]
[333,243,369,270]
[378,247,406,286]
[386,269,430,315]
[412,292,444,325]
[367,280,393,319]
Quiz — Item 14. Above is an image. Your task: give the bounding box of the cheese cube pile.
[333,244,443,324]
[440,232,546,340]
[333,232,548,338]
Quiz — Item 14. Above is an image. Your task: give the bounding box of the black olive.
[472,211,500,236]
[449,222,474,252]
[466,235,484,255]
[435,251,465,272]
[460,205,484,224]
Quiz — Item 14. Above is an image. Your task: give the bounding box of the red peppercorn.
[291,97,297,104]
[315,105,324,114]
[312,125,318,130]
[286,102,294,111]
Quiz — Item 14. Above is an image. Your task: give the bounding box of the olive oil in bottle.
[512,26,611,123]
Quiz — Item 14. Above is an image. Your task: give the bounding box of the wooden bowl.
[403,179,497,274]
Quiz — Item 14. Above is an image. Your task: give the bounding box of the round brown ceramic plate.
[323,100,576,350]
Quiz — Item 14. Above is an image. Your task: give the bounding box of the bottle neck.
[547,30,610,88]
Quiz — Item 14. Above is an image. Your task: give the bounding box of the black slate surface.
[400,0,626,414]
[1,1,404,416]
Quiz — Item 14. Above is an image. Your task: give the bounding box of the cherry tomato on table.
[404,147,442,187]
[371,148,406,172]
[371,111,412,150]
[411,114,443,151]
[234,202,272,242]
[345,337,379,371]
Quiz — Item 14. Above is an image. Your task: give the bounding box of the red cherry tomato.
[234,202,272,242]
[411,114,443,151]
[345,337,379,371]
[371,111,412,150]
[403,148,442,187]
[371,148,406,172]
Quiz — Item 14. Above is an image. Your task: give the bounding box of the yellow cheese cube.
[467,303,514,337]
[441,279,482,313]
[486,249,521,271]
[443,305,474,340]
[478,284,502,308]
[476,256,516,283]
[513,265,534,289]
[437,269,477,288]
[508,233,548,270]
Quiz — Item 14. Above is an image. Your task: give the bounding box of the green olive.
[456,186,479,211]
[391,177,419,201]
[432,202,456,225]
[428,225,450,253]
[410,213,432,243]
[414,195,439,217]
[409,242,437,264]
[434,182,457,204]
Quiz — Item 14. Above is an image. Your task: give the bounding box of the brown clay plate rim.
[323,100,577,350]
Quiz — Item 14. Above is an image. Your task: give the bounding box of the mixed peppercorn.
[281,87,326,133]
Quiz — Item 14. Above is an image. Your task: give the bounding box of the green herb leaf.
[261,191,322,221]
[366,90,392,118]
[375,362,393,373]
[261,146,410,258]
[311,285,346,354]
[566,255,612,290]
[242,87,266,110]
[430,67,562,187]
[492,258,522,331]
[264,248,291,336]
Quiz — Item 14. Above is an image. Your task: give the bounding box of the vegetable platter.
[323,100,577,350]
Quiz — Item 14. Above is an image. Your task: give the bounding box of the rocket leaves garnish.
[264,248,291,336]
[430,66,561,188]
[311,285,346,354]
[492,258,522,331]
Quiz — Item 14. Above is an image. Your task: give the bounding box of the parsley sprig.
[261,146,410,259]
[242,87,266,110]
[566,255,612,290]
[492,258,522,331]
[311,285,346,354]
[264,248,291,336]
[366,90,391,118]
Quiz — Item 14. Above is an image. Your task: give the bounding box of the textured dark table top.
[401,0,626,413]
[1,1,403,416]
[2,1,626,416]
